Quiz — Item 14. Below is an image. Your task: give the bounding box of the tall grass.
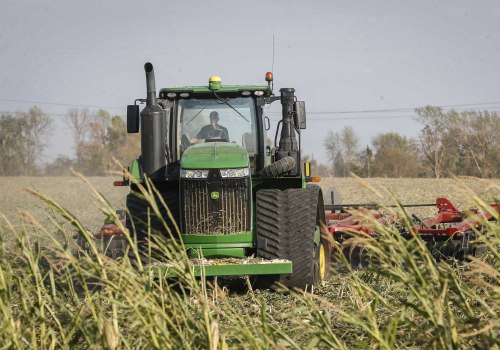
[0,177,498,349]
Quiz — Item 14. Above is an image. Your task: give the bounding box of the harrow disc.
[425,232,477,261]
[341,241,370,269]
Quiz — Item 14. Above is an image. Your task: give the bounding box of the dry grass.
[2,176,498,228]
[0,177,128,230]
[320,177,500,216]
[0,176,498,349]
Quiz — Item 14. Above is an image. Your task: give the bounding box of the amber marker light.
[304,162,311,177]
[311,177,321,183]
[265,72,273,82]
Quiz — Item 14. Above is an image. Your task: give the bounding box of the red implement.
[327,210,398,236]
[412,198,499,239]
[325,197,498,264]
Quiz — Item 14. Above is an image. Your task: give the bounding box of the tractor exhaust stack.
[140,62,167,180]
[276,88,299,175]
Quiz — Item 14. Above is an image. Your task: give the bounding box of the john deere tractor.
[122,62,329,289]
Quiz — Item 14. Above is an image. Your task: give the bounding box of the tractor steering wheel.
[207,129,224,140]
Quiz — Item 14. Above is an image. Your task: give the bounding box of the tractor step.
[147,257,292,277]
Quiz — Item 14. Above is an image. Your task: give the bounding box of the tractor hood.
[181,142,249,169]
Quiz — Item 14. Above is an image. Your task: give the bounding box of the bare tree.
[0,107,52,176]
[324,126,360,177]
[415,106,455,178]
[105,115,140,171]
[22,106,53,175]
[324,130,343,176]
[359,146,373,177]
[67,108,108,174]
[66,108,139,175]
[455,110,500,177]
[341,126,359,175]
[0,113,24,176]
[66,108,92,167]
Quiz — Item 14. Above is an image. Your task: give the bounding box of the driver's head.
[209,111,219,126]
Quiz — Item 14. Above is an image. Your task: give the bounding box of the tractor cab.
[127,70,306,181]
[159,79,270,176]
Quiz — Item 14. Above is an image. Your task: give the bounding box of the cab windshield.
[176,97,258,158]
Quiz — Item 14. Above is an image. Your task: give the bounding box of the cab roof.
[159,85,271,98]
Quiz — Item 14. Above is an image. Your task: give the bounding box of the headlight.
[220,167,250,178]
[180,169,209,178]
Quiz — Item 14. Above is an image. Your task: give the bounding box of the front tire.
[126,188,180,263]
[316,239,330,281]
[126,188,180,241]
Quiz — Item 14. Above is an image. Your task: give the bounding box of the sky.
[1,0,499,165]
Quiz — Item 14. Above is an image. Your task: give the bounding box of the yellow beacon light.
[209,75,222,90]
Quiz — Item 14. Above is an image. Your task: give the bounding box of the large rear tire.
[255,187,326,290]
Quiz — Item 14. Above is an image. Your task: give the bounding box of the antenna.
[270,35,275,90]
[271,35,275,74]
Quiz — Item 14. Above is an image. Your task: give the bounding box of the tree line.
[0,106,53,176]
[322,106,500,178]
[0,106,139,176]
[0,105,498,177]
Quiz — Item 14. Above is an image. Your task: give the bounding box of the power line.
[0,111,126,118]
[0,98,123,110]
[267,101,500,115]
[308,115,419,121]
[272,111,500,121]
[46,113,124,117]
[306,112,499,121]
[1,96,499,118]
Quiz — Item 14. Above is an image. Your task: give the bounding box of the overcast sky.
[1,0,499,165]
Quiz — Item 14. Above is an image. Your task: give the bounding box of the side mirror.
[293,101,306,129]
[127,105,139,133]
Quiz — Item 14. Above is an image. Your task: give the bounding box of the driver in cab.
[191,111,229,143]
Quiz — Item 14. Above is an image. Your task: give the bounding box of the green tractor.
[120,62,330,289]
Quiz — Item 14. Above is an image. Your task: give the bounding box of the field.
[2,176,498,230]
[0,176,499,349]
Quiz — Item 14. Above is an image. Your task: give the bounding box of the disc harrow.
[325,197,499,267]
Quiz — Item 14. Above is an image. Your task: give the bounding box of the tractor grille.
[181,173,250,235]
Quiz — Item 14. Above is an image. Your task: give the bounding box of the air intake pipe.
[140,62,167,180]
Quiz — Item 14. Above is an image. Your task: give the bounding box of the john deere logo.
[211,191,220,200]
